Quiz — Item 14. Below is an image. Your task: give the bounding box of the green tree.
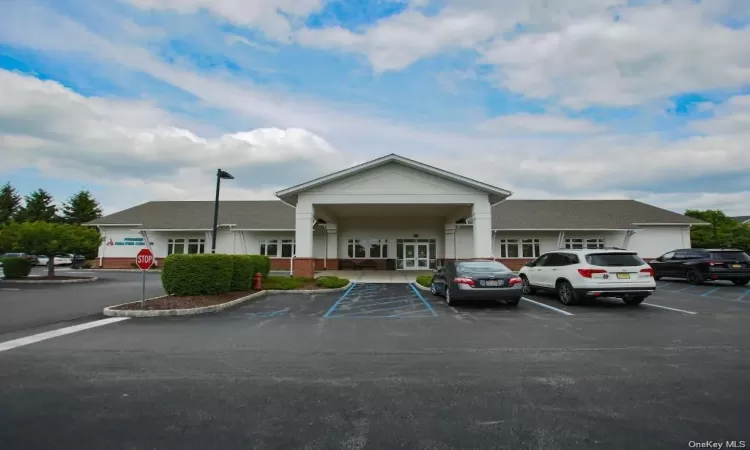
[0,182,22,225]
[16,189,58,223]
[685,209,750,251]
[61,190,103,225]
[0,222,102,277]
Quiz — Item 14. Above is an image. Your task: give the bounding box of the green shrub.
[230,255,254,291]
[315,276,349,289]
[1,257,33,278]
[416,275,432,288]
[247,254,271,278]
[161,254,234,296]
[263,276,314,290]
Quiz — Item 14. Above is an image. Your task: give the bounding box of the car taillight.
[508,277,522,286]
[577,268,608,278]
[708,260,721,267]
[454,277,475,287]
[640,267,654,277]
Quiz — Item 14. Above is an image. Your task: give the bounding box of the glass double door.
[403,242,430,269]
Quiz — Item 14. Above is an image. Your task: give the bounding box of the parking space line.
[1,288,21,291]
[338,304,426,317]
[701,287,721,297]
[322,282,358,318]
[673,285,695,293]
[408,283,438,317]
[642,303,697,315]
[0,317,130,352]
[341,298,417,310]
[520,297,574,316]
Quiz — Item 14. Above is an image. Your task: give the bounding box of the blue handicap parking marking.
[324,283,437,318]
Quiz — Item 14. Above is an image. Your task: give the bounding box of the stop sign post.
[136,249,154,308]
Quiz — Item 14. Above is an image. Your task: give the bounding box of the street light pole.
[211,168,234,254]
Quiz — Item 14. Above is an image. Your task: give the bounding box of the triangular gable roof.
[275,153,513,206]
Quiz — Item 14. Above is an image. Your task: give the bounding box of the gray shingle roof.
[88,199,704,230]
[88,201,295,229]
[731,215,750,224]
[491,200,705,229]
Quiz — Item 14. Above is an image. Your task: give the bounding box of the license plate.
[616,273,630,279]
[732,264,741,268]
[483,280,501,286]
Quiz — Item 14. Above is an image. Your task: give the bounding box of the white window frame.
[347,239,367,258]
[168,238,205,255]
[521,238,541,258]
[259,238,295,258]
[564,237,605,250]
[498,239,520,258]
[280,239,295,258]
[367,239,388,259]
[585,238,605,249]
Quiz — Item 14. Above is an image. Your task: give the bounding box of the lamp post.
[211,169,234,253]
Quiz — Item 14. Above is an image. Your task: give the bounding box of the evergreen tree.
[0,182,22,224]
[61,190,103,225]
[16,189,58,223]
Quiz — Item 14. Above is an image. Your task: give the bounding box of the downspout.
[99,229,106,268]
[324,225,328,270]
[491,229,497,260]
[140,230,154,265]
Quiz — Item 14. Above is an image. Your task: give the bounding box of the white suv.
[518,249,656,305]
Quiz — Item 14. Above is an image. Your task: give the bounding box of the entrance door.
[403,243,430,269]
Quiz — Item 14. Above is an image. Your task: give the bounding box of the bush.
[247,254,271,278]
[161,254,234,296]
[1,257,33,278]
[263,276,314,290]
[416,275,432,288]
[230,255,254,291]
[315,276,349,289]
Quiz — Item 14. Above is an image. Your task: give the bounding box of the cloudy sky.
[1,0,749,215]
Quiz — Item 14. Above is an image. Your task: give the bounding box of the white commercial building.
[88,154,702,276]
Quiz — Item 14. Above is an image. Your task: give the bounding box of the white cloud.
[477,113,606,134]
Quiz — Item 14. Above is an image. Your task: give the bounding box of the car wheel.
[521,275,535,294]
[557,280,578,306]
[623,296,645,305]
[732,278,750,286]
[654,275,662,281]
[430,281,439,296]
[445,286,458,306]
[685,269,703,285]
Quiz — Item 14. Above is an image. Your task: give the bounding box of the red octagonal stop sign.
[135,248,154,271]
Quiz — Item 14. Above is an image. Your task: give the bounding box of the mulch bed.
[113,291,259,311]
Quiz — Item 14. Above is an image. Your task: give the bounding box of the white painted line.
[643,303,697,315]
[0,317,130,352]
[521,297,574,316]
[1,288,21,291]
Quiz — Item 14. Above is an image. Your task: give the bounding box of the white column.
[472,200,493,259]
[444,223,457,260]
[326,224,338,259]
[295,200,315,258]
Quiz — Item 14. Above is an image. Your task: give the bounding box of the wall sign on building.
[106,237,153,247]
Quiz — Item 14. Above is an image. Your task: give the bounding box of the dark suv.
[649,248,750,285]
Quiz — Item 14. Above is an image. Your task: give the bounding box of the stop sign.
[135,248,154,271]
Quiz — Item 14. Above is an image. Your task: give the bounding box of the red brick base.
[293,258,316,278]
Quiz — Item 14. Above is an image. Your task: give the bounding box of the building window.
[260,239,278,257]
[586,238,605,249]
[521,238,540,258]
[168,238,204,255]
[499,239,519,258]
[369,239,388,258]
[347,239,366,258]
[281,239,295,258]
[564,238,584,249]
[187,238,205,254]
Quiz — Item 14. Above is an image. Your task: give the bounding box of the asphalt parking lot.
[1,280,749,449]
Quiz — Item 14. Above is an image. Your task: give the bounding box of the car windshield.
[710,251,750,262]
[585,253,645,267]
[457,261,509,273]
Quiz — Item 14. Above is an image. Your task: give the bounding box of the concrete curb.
[412,282,432,292]
[102,282,353,318]
[89,269,162,273]
[1,276,99,284]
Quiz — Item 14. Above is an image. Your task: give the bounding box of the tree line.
[686,210,750,251]
[0,183,103,226]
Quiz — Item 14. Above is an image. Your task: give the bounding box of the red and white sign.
[135,248,154,271]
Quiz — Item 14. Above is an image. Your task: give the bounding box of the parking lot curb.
[1,277,99,284]
[412,282,432,292]
[102,282,353,318]
[89,269,162,273]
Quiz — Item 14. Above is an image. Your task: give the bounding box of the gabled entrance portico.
[275,154,512,278]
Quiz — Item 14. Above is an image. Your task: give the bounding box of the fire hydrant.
[252,272,263,290]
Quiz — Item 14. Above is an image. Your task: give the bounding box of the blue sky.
[1,0,749,214]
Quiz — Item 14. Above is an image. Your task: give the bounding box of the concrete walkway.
[316,270,432,284]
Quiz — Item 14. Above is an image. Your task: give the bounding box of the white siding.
[454,226,474,259]
[628,226,691,258]
[336,217,443,259]
[97,228,167,258]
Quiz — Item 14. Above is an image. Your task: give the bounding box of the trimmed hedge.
[161,254,234,296]
[247,255,270,278]
[230,255,254,291]
[1,257,33,278]
[315,276,349,289]
[416,275,432,288]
